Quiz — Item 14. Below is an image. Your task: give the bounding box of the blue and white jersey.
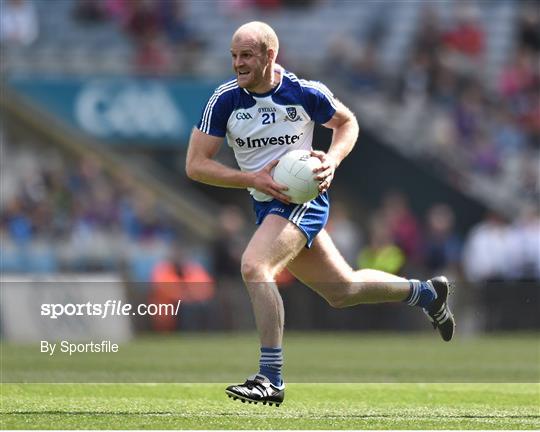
[197,67,337,201]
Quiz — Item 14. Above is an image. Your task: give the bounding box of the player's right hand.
[252,160,291,204]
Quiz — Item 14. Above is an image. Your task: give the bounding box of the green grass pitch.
[2,383,539,429]
[1,332,539,429]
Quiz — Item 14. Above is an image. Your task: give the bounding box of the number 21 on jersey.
[262,113,276,124]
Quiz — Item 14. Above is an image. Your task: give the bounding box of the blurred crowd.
[0,133,178,273]
[0,0,200,74]
[2,1,537,204]
[329,1,539,210]
[0,0,315,75]
[2,135,538,283]
[72,0,206,75]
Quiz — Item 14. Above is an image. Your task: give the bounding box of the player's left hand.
[310,150,338,193]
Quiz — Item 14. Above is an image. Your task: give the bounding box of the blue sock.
[404,279,437,308]
[259,347,283,387]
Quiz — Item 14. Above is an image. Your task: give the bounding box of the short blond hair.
[232,21,279,56]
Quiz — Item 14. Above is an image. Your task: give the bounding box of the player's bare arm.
[312,99,359,193]
[186,128,290,203]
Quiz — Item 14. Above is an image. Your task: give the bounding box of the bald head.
[232,21,279,57]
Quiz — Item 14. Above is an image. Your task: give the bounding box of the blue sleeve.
[197,85,235,137]
[301,81,337,124]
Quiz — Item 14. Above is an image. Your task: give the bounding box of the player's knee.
[325,290,350,309]
[240,256,269,282]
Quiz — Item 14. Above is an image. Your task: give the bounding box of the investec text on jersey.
[235,133,303,148]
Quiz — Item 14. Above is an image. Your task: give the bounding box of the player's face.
[230,36,271,93]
